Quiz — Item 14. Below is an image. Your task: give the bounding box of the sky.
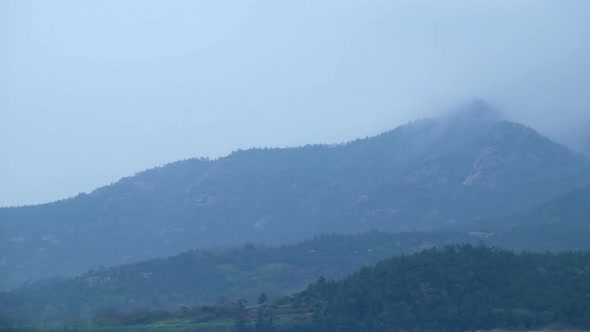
[1,0,589,207]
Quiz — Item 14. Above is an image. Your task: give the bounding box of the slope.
[482,185,590,251]
[289,245,590,332]
[1,102,589,288]
[0,232,469,324]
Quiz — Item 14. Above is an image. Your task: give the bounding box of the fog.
[1,0,589,207]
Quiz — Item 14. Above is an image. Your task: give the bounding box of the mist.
[1,0,589,207]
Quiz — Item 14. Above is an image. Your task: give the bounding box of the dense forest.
[287,245,590,332]
[4,246,590,331]
[0,232,470,325]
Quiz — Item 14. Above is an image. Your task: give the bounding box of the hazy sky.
[1,0,589,207]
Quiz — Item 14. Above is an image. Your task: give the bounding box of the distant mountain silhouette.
[1,102,589,289]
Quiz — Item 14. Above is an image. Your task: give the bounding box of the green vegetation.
[287,245,590,332]
[0,232,469,325]
[5,246,590,332]
[2,295,309,332]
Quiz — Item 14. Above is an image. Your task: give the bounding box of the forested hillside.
[5,246,590,332]
[5,197,590,328]
[0,232,469,324]
[2,105,589,289]
[288,246,590,332]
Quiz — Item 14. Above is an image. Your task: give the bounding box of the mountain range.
[1,102,589,290]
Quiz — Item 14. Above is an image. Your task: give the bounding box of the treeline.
[286,245,590,332]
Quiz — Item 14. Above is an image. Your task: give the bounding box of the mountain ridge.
[1,105,589,289]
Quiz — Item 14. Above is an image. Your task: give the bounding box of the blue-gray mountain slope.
[1,105,588,289]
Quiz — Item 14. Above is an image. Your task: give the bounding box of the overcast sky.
[1,0,589,207]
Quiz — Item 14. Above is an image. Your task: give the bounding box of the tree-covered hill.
[288,245,590,332]
[5,206,590,328]
[0,232,470,324]
[5,245,590,332]
[2,103,589,289]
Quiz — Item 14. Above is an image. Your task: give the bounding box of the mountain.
[288,245,590,332]
[1,102,589,289]
[480,185,590,251]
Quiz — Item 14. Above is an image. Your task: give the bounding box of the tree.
[256,293,274,332]
[234,299,250,332]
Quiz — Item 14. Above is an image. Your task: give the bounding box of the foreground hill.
[2,103,589,288]
[289,245,590,332]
